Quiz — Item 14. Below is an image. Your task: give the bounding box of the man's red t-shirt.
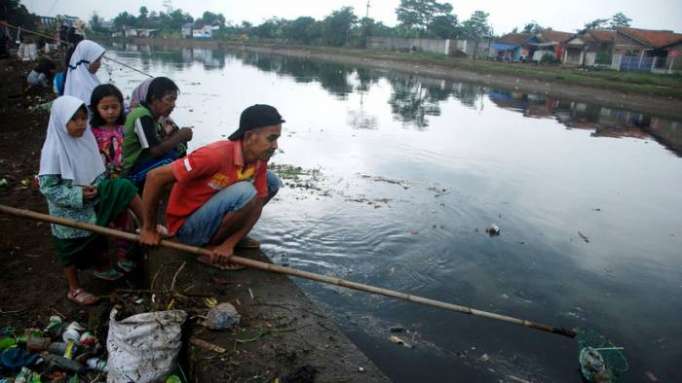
[165,140,268,235]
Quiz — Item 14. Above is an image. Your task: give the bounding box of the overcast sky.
[23,0,682,35]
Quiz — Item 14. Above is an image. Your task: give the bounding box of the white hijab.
[39,96,106,185]
[63,40,105,105]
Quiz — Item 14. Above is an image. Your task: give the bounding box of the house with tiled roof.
[528,29,574,62]
[493,33,532,61]
[562,27,682,73]
[493,29,573,63]
[617,27,682,72]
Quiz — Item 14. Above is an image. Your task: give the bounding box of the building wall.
[584,52,597,66]
[368,37,450,55]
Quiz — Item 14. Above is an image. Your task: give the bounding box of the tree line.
[91,0,493,47]
[90,0,633,48]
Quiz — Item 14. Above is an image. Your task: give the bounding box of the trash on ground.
[204,302,240,330]
[107,308,187,383]
[190,337,226,354]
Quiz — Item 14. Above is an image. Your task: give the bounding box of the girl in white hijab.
[63,40,105,105]
[39,96,144,305]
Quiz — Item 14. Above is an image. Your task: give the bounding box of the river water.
[104,43,682,382]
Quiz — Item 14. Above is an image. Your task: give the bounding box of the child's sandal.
[67,288,99,305]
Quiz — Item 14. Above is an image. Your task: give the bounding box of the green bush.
[540,53,559,65]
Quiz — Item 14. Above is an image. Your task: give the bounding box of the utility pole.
[365,0,371,19]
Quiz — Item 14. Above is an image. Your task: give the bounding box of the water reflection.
[488,90,682,155]
[109,41,682,155]
[111,42,224,70]
[104,43,682,382]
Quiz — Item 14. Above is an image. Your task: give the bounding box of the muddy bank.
[132,37,682,121]
[147,247,390,382]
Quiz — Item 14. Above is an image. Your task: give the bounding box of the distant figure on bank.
[122,77,193,187]
[139,104,283,270]
[26,58,56,89]
[38,96,144,305]
[63,39,105,104]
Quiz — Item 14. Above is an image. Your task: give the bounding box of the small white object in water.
[389,335,413,348]
[485,224,501,236]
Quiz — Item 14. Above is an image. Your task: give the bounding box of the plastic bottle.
[44,315,63,337]
[47,341,67,355]
[26,334,51,352]
[14,367,31,383]
[62,322,83,343]
[79,331,97,347]
[43,354,84,373]
[0,337,16,350]
[64,340,78,359]
[86,357,107,372]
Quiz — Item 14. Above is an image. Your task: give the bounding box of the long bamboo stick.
[0,21,154,78]
[0,204,576,338]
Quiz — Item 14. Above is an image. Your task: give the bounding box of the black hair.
[89,84,125,128]
[145,77,179,105]
[34,58,56,76]
[70,104,88,121]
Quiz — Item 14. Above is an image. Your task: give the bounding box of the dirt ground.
[0,56,390,382]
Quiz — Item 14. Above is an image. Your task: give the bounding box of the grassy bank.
[215,40,682,100]
[126,36,682,118]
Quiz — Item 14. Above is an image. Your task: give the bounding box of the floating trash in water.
[485,224,501,236]
[389,335,413,348]
[578,231,590,243]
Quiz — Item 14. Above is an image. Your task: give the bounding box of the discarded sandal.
[197,255,245,271]
[236,236,260,249]
[93,268,124,281]
[67,288,99,305]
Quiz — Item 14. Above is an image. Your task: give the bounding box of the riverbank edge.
[128,37,682,121]
[147,247,392,382]
[0,57,391,382]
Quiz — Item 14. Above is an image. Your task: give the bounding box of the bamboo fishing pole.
[0,204,576,338]
[0,21,154,78]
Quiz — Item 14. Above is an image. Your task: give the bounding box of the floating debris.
[578,231,590,243]
[388,335,413,348]
[359,174,410,189]
[485,224,501,236]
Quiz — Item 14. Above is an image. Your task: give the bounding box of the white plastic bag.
[106,308,187,383]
